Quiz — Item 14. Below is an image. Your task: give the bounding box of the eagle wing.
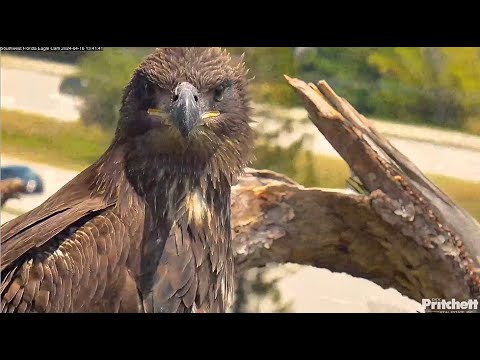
[1,172,115,271]
[0,169,125,313]
[1,155,233,313]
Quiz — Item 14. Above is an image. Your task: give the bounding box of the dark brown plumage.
[0,179,25,207]
[1,47,254,313]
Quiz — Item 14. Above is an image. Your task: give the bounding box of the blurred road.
[256,119,480,182]
[1,67,81,121]
[1,155,78,215]
[2,66,480,182]
[276,265,423,313]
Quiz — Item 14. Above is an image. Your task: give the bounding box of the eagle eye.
[214,86,224,102]
[139,81,156,109]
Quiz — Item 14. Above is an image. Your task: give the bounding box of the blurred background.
[1,47,480,312]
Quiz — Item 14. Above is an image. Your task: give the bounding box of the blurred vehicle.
[59,75,88,97]
[1,165,44,196]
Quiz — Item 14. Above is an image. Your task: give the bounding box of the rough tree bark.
[231,78,480,306]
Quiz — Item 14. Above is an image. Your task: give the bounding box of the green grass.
[2,110,111,171]
[253,143,350,189]
[428,175,480,223]
[254,146,480,223]
[465,117,480,137]
[2,109,480,222]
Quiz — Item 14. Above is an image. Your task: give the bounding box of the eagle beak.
[200,111,221,121]
[171,82,201,138]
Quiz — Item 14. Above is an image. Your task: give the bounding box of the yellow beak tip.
[201,111,221,120]
[147,108,163,116]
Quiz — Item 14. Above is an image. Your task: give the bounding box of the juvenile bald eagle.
[1,47,254,313]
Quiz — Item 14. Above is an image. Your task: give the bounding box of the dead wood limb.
[231,78,480,305]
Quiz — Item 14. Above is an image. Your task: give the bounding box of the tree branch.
[231,78,480,305]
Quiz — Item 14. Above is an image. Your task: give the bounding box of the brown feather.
[1,47,253,313]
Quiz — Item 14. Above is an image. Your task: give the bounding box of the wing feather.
[1,165,116,273]
[0,156,144,312]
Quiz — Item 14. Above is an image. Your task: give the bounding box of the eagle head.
[117,47,254,175]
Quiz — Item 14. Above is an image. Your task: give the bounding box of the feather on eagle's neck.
[88,122,251,310]
[124,151,234,223]
[122,129,250,204]
[89,140,245,219]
